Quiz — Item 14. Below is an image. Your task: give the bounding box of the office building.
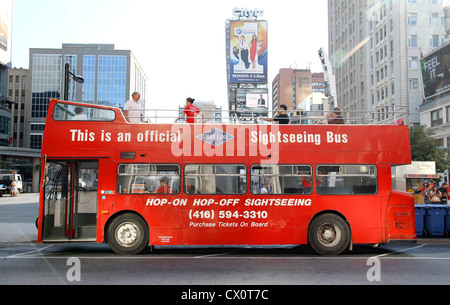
[7,68,29,147]
[26,43,148,149]
[328,0,448,125]
[271,68,325,113]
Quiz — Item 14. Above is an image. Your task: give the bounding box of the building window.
[408,35,418,47]
[446,106,450,124]
[431,109,443,127]
[430,35,439,47]
[429,13,440,25]
[408,57,418,70]
[30,123,45,131]
[30,134,43,149]
[407,13,417,25]
[409,79,419,91]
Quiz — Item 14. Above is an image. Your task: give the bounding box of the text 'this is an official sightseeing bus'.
[37,100,416,255]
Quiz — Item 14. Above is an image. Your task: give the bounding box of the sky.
[11,0,329,111]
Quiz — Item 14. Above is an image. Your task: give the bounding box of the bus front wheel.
[308,214,350,256]
[107,213,149,255]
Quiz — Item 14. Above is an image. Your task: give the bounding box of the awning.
[405,174,439,179]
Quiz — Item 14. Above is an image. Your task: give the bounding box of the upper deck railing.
[138,105,408,125]
[52,101,408,126]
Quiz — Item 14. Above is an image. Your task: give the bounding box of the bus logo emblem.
[197,128,235,147]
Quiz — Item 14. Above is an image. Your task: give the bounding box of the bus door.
[42,160,98,242]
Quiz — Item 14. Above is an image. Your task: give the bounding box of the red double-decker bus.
[37,100,416,255]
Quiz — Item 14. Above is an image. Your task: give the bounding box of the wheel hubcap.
[116,222,139,247]
[318,223,341,247]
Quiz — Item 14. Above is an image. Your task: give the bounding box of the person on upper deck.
[176,98,202,123]
[327,107,345,124]
[124,92,143,123]
[262,104,290,125]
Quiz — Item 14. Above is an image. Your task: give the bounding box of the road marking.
[373,244,427,258]
[7,244,54,258]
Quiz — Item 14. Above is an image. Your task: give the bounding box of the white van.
[0,173,23,196]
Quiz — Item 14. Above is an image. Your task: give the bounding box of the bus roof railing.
[136,105,408,125]
[51,100,408,125]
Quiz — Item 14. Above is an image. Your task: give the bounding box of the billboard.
[245,88,268,108]
[228,20,268,84]
[0,0,13,67]
[421,42,450,99]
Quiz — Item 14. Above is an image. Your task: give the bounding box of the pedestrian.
[10,181,16,197]
[123,92,143,123]
[440,183,449,204]
[429,185,443,204]
[176,98,202,123]
[423,183,432,204]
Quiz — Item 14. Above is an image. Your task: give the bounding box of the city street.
[1,194,450,288]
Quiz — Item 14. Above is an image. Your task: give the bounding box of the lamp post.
[64,63,84,101]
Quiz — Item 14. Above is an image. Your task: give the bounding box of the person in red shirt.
[176,98,202,123]
[155,177,173,194]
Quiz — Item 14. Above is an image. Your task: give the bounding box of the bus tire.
[107,213,149,255]
[308,214,350,256]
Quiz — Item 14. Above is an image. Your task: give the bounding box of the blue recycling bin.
[415,205,427,237]
[445,205,450,238]
[424,204,447,237]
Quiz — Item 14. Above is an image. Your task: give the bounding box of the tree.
[410,125,449,173]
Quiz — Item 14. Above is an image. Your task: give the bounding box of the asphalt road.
[1,194,450,290]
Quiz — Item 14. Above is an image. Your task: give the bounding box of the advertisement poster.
[229,21,268,84]
[245,89,269,108]
[0,0,13,67]
[421,42,450,99]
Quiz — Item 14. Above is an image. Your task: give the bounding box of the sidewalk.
[0,193,39,205]
[417,238,450,244]
[0,193,39,243]
[0,223,37,243]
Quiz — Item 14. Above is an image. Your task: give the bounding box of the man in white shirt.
[124,92,143,123]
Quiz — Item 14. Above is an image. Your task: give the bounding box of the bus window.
[117,164,180,194]
[316,165,378,195]
[251,165,313,195]
[53,103,116,121]
[184,164,247,195]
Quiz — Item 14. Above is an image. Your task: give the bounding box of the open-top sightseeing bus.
[37,100,416,255]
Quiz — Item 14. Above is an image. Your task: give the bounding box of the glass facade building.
[31,54,63,119]
[97,55,127,107]
[26,44,148,149]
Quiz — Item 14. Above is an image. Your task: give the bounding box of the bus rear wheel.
[308,214,350,256]
[107,213,149,255]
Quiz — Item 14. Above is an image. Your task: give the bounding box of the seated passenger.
[72,106,88,120]
[155,177,173,194]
